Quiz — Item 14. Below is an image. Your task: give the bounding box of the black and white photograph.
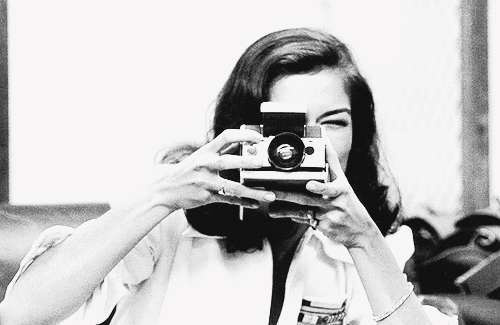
[0,1,499,324]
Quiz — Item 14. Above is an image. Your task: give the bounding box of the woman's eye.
[320,119,348,127]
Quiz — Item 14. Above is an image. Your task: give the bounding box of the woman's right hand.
[147,129,276,211]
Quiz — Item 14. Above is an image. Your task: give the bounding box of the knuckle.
[188,178,207,189]
[198,191,212,202]
[212,157,225,171]
[191,158,204,171]
[229,185,242,197]
[193,191,212,204]
[226,196,242,206]
[219,129,233,142]
[193,155,213,171]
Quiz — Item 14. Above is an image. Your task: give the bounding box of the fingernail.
[307,182,319,191]
[264,192,276,202]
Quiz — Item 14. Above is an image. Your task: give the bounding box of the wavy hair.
[182,28,401,252]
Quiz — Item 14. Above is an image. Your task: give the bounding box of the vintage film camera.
[240,102,329,192]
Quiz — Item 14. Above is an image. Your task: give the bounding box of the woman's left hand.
[270,140,379,248]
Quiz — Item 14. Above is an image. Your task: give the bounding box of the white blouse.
[6,210,456,325]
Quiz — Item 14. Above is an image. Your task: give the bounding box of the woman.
[0,28,445,324]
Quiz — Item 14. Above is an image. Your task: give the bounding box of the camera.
[240,102,329,192]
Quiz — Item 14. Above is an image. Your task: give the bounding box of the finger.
[218,180,276,203]
[273,190,327,208]
[290,217,310,225]
[219,142,240,156]
[270,207,320,230]
[306,181,343,198]
[205,154,264,171]
[324,137,344,181]
[204,129,263,154]
[269,208,312,220]
[216,196,260,209]
[268,201,305,219]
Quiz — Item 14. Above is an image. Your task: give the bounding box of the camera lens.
[268,132,305,170]
[276,144,295,160]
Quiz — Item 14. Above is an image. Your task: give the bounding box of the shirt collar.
[181,223,413,269]
[181,224,354,264]
[308,229,355,264]
[308,225,415,269]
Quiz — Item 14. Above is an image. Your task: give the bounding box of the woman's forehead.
[268,69,351,116]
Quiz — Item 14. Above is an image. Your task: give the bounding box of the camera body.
[240,102,329,192]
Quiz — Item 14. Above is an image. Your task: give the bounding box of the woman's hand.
[148,129,277,211]
[269,140,378,248]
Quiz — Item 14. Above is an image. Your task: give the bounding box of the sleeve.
[5,220,158,325]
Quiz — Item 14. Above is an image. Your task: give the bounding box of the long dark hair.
[181,28,401,252]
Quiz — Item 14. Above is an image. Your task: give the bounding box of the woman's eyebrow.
[315,108,351,121]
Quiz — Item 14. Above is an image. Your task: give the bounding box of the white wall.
[9,0,330,204]
[8,1,496,219]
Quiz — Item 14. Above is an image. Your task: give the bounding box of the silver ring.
[218,180,230,196]
[305,210,319,230]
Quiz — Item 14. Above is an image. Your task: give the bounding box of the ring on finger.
[305,209,319,230]
[218,180,232,196]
